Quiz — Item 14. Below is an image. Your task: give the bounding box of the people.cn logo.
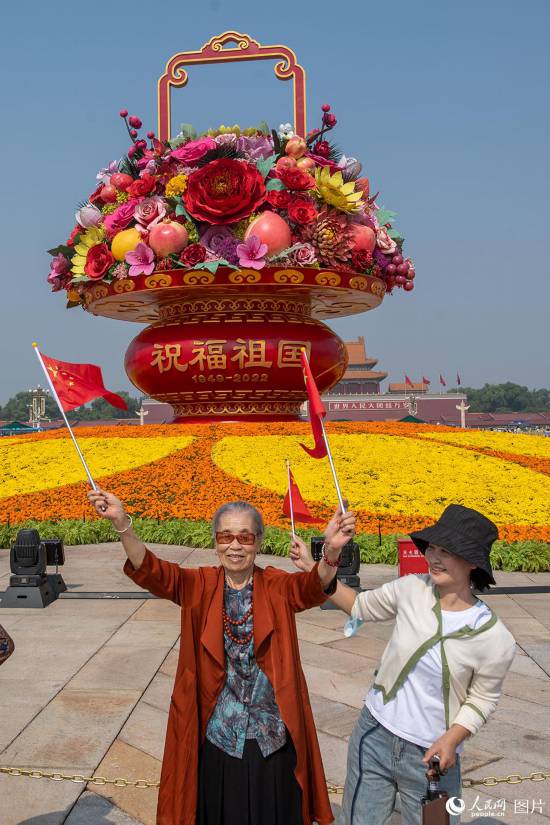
[446,797,466,815]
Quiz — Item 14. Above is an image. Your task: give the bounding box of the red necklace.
[223,598,253,646]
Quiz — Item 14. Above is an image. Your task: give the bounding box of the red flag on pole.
[40,354,128,412]
[299,350,327,459]
[439,374,447,387]
[283,468,322,524]
[422,376,431,385]
[404,374,413,388]
[456,372,461,386]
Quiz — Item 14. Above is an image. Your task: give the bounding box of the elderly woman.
[88,487,355,825]
[291,504,516,825]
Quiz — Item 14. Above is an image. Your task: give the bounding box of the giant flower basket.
[47,33,415,423]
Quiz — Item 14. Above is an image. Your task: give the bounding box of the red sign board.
[398,539,429,577]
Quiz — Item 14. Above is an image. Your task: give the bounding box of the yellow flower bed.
[212,433,550,525]
[0,436,194,498]
[417,430,550,458]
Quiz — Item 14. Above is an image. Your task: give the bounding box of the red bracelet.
[322,543,341,568]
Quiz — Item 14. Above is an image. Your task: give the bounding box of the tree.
[0,390,141,422]
[450,383,550,413]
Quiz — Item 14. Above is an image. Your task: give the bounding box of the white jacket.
[351,574,516,735]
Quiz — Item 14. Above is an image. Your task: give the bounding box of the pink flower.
[104,199,141,238]
[170,137,217,165]
[134,196,166,230]
[376,227,397,255]
[49,253,71,277]
[236,235,268,270]
[291,243,318,266]
[75,204,102,228]
[125,242,155,277]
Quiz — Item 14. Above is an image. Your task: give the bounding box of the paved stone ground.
[1,543,549,825]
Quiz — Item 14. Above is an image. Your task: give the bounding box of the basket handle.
[157,31,307,142]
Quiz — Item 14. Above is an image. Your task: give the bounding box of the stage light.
[0,529,66,609]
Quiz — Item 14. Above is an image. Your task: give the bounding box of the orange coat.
[125,549,334,825]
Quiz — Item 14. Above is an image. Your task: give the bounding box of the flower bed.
[1,422,549,546]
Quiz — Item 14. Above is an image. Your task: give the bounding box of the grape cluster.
[384,254,415,292]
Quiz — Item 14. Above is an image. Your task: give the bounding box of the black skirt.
[197,736,303,825]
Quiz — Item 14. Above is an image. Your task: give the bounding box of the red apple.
[110,173,134,191]
[285,137,307,159]
[350,224,376,252]
[296,157,316,171]
[99,184,117,203]
[244,212,292,257]
[275,156,297,174]
[148,221,189,256]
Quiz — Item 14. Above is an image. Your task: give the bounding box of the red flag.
[422,376,431,385]
[283,468,322,524]
[40,353,128,412]
[456,372,461,386]
[299,350,327,459]
[404,374,413,388]
[439,374,447,387]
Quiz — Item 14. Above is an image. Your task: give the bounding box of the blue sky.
[1,0,548,403]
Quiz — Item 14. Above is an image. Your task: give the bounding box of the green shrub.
[0,519,548,573]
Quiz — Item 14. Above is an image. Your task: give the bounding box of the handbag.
[0,624,15,666]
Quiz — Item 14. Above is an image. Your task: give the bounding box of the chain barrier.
[1,766,549,791]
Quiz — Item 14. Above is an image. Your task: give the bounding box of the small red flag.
[439,374,447,387]
[404,374,413,388]
[299,350,327,459]
[283,468,322,524]
[422,376,431,385]
[456,372,461,386]
[41,354,128,412]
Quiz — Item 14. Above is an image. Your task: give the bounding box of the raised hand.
[324,499,356,553]
[87,488,128,528]
[289,534,315,573]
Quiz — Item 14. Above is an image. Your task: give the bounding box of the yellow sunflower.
[70,226,105,277]
[315,166,364,212]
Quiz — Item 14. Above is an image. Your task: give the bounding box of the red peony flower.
[127,173,157,198]
[351,249,374,271]
[88,184,104,205]
[84,244,115,280]
[267,190,292,209]
[183,158,267,225]
[179,243,207,267]
[287,198,317,225]
[276,166,316,192]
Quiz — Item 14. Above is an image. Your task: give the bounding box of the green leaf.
[256,155,276,179]
[175,202,192,221]
[180,123,197,140]
[266,178,286,191]
[387,229,404,242]
[47,244,74,258]
[258,120,270,135]
[375,208,397,227]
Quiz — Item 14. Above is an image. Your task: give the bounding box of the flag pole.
[32,343,98,490]
[319,419,346,514]
[285,459,296,538]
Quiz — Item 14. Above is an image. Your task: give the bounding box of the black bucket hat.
[409,504,497,585]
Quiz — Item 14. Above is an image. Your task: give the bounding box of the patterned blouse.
[206,581,287,759]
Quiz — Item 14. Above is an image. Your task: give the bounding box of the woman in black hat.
[292,503,516,825]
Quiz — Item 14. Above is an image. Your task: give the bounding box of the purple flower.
[200,226,240,265]
[125,242,155,277]
[236,135,274,163]
[373,249,390,270]
[236,235,268,270]
[96,160,119,183]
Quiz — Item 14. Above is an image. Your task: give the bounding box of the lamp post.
[27,385,50,430]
